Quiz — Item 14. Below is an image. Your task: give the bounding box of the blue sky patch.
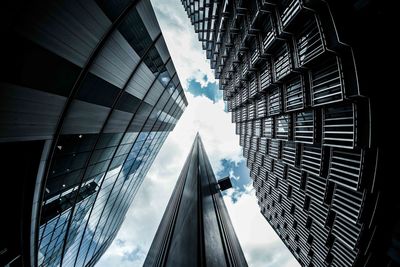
[217,159,251,203]
[187,77,222,103]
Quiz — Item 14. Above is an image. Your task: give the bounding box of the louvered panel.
[259,137,268,154]
[241,106,247,121]
[328,149,363,190]
[287,166,302,189]
[294,204,308,227]
[241,85,249,104]
[249,74,259,99]
[235,92,241,109]
[282,196,293,212]
[276,114,291,141]
[250,37,262,68]
[268,88,282,115]
[253,119,262,136]
[282,141,297,166]
[259,62,272,92]
[264,156,274,172]
[242,53,249,78]
[284,75,305,112]
[310,222,330,263]
[273,43,293,82]
[295,15,326,67]
[248,102,256,120]
[235,122,241,135]
[279,0,302,30]
[260,14,277,54]
[301,145,322,176]
[310,56,344,106]
[331,239,358,267]
[236,108,241,122]
[252,136,260,151]
[323,103,356,148]
[309,199,329,226]
[274,160,286,179]
[332,214,362,251]
[246,121,253,136]
[331,185,364,224]
[306,174,327,205]
[263,117,274,138]
[256,152,264,166]
[256,97,267,118]
[227,99,233,112]
[240,133,245,146]
[292,187,305,208]
[279,177,290,197]
[235,70,241,88]
[294,110,314,144]
[269,139,281,159]
[241,122,246,135]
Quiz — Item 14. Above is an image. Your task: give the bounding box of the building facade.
[0,0,187,266]
[181,0,396,266]
[144,134,247,267]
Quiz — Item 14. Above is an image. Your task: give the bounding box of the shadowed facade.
[144,134,247,267]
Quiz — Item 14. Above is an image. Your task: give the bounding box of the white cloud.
[223,185,300,267]
[97,0,299,266]
[97,94,243,266]
[151,0,216,89]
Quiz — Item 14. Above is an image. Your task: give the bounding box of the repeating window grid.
[77,113,177,266]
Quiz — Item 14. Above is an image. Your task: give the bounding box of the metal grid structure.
[0,0,187,266]
[181,0,381,266]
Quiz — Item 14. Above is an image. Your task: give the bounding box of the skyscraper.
[0,0,187,266]
[144,134,247,267]
[181,0,396,266]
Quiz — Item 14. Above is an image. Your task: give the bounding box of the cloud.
[96,0,299,266]
[223,185,300,267]
[187,78,222,103]
[97,94,243,266]
[150,0,216,89]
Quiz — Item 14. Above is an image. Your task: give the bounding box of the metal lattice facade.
[181,0,386,266]
[0,0,187,266]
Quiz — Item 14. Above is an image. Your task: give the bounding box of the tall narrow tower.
[144,134,247,267]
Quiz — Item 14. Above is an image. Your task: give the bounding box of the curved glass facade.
[0,0,187,266]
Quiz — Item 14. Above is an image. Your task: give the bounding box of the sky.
[96,0,299,266]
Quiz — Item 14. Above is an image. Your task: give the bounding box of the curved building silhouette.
[0,0,187,266]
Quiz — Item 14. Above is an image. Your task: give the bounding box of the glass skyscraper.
[0,0,187,266]
[144,134,247,267]
[180,0,395,266]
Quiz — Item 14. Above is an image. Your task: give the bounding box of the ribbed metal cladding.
[0,0,188,266]
[180,0,383,266]
[144,134,247,267]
